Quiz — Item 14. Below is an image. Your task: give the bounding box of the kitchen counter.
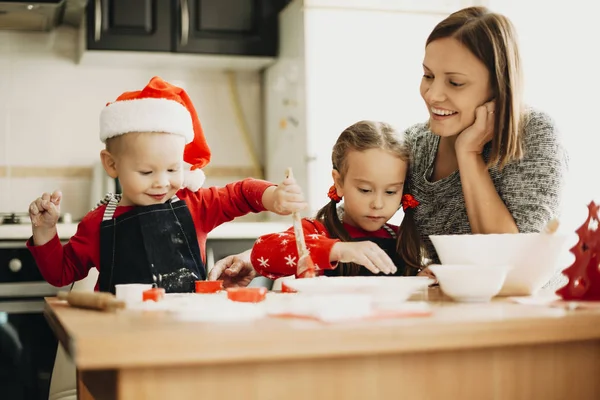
[44,288,600,400]
[0,221,291,241]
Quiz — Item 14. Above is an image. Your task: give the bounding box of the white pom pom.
[183,168,205,191]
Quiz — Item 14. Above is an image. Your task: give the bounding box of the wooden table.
[44,288,600,400]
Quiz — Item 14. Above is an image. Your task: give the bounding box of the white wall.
[489,0,599,230]
[304,8,439,220]
[0,27,264,220]
[264,1,445,220]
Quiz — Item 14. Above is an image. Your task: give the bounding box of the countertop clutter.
[45,287,600,399]
[0,222,291,241]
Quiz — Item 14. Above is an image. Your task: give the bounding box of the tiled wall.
[0,27,266,221]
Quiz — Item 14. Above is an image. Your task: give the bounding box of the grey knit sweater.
[405,108,569,266]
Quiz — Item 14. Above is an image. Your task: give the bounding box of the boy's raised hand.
[29,190,62,228]
[268,175,308,215]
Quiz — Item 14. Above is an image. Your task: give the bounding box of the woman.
[398,6,567,261]
[208,6,568,284]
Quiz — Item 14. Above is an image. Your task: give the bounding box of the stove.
[0,212,73,225]
[0,213,28,225]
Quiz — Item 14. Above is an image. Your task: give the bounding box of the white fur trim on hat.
[100,98,194,143]
[183,168,206,192]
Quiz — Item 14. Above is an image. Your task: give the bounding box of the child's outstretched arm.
[184,176,307,235]
[205,175,307,283]
[251,219,398,278]
[250,219,339,279]
[27,190,94,287]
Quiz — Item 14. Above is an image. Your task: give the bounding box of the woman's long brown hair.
[426,6,524,168]
[315,121,425,276]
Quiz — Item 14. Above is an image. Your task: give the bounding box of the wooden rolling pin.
[57,291,126,312]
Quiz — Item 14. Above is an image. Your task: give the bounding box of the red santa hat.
[99,76,211,191]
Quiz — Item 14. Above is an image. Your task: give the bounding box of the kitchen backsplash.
[0,27,267,221]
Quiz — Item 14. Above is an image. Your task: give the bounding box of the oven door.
[0,241,71,305]
[0,240,72,400]
[1,311,58,400]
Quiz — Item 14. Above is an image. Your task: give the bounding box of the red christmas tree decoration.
[556,201,600,301]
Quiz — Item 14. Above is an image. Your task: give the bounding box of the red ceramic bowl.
[195,280,223,294]
[227,287,267,303]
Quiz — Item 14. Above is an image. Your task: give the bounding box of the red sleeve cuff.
[243,178,276,213]
[26,233,61,255]
[307,237,340,274]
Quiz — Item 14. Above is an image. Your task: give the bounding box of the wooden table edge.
[43,296,600,371]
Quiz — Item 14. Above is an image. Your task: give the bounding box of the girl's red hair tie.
[328,185,342,203]
[401,194,419,211]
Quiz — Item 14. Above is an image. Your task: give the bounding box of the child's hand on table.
[330,241,397,275]
[208,249,256,288]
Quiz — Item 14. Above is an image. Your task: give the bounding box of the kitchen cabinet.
[174,0,278,56]
[86,0,173,52]
[86,0,285,57]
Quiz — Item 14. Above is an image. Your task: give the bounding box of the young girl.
[250,120,425,279]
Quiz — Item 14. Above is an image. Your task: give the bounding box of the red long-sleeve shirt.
[27,179,273,290]
[250,218,398,279]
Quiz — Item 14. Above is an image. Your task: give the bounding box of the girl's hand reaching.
[330,241,397,275]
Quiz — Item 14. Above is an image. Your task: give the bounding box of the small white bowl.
[429,233,574,296]
[115,283,153,303]
[428,264,510,303]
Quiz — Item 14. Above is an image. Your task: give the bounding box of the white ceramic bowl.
[428,264,510,302]
[283,276,433,304]
[115,283,153,303]
[430,233,574,296]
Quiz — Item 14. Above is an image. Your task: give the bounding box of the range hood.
[0,0,87,31]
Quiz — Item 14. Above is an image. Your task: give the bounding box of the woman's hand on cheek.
[455,101,495,156]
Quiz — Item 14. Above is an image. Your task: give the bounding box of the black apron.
[97,194,205,294]
[325,225,413,277]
